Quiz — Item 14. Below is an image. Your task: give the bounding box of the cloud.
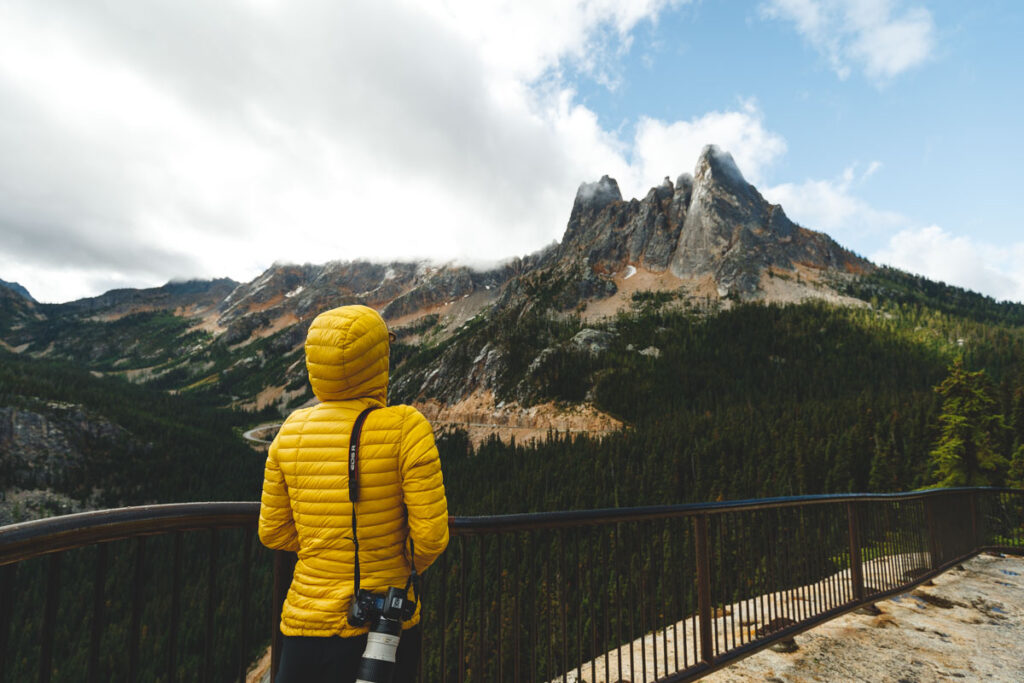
[762,162,905,243]
[0,0,683,302]
[872,227,1024,304]
[1,0,794,305]
[764,162,1024,305]
[630,100,787,190]
[760,0,935,82]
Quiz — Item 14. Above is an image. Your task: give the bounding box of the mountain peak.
[695,144,749,189]
[572,175,622,216]
[0,279,35,303]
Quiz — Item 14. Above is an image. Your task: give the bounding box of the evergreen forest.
[3,270,1024,682]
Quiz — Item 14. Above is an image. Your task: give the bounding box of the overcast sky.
[1,0,1021,303]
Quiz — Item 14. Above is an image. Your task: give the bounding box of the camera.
[348,586,416,683]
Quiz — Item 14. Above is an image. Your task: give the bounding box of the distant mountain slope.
[0,279,34,302]
[0,146,1012,421]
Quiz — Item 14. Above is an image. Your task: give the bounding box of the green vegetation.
[3,268,1024,681]
[844,266,1024,327]
[0,350,271,683]
[929,358,1010,486]
[432,296,1024,515]
[0,348,265,514]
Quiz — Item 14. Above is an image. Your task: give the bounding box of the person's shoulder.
[276,405,316,433]
[380,403,432,428]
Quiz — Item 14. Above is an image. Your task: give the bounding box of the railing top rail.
[2,487,1020,564]
[448,486,1023,533]
[0,501,259,566]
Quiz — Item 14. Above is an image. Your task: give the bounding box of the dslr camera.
[348,586,416,683]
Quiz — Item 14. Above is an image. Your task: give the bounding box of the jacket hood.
[305,305,389,403]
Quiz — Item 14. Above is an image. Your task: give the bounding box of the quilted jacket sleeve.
[258,437,299,552]
[400,407,449,572]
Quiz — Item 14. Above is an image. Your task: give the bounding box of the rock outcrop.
[555,145,871,303]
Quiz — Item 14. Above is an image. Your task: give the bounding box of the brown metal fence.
[1,488,1022,683]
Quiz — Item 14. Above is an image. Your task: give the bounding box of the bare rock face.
[0,405,132,492]
[669,145,863,295]
[556,144,872,303]
[560,174,685,275]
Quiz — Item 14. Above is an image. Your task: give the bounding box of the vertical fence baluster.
[846,502,864,604]
[0,563,16,683]
[496,533,503,683]
[559,529,568,683]
[574,530,582,683]
[270,551,295,683]
[660,523,669,675]
[615,540,624,682]
[87,543,107,683]
[38,553,61,683]
[439,548,448,683]
[128,538,146,683]
[536,532,544,683]
[694,514,713,665]
[924,495,940,570]
[168,532,182,683]
[513,535,520,683]
[458,540,466,683]
[970,491,980,549]
[478,535,485,682]
[237,531,253,683]
[202,530,218,683]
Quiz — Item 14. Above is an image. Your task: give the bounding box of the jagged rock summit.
[556,144,871,303]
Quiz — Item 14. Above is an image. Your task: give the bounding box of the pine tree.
[1012,387,1024,449]
[1009,445,1024,489]
[929,358,1009,487]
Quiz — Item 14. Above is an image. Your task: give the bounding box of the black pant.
[275,626,421,683]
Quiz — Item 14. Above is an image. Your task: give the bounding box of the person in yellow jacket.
[259,304,449,683]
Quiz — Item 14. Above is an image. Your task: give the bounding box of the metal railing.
[1,488,1022,682]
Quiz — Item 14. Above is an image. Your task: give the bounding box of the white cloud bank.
[0,0,797,302]
[5,0,1015,306]
[763,163,905,244]
[760,0,935,81]
[873,227,1024,304]
[762,164,1024,303]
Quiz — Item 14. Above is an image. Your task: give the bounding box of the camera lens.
[355,616,402,683]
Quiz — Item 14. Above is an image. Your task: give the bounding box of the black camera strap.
[348,406,421,615]
[349,406,377,598]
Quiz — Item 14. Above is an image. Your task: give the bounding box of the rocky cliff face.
[0,402,144,523]
[671,146,867,294]
[552,145,871,304]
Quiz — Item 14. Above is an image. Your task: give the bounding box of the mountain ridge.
[0,146,983,421]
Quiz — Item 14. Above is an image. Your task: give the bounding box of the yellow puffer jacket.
[258,305,449,637]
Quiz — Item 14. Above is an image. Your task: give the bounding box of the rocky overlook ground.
[705,553,1024,682]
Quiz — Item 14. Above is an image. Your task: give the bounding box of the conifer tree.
[1012,388,1024,449]
[1009,445,1024,489]
[929,358,1009,487]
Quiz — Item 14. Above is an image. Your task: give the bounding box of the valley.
[1,146,1022,523]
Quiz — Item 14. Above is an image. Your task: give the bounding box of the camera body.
[349,587,416,683]
[347,585,416,627]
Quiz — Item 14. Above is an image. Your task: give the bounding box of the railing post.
[694,514,714,664]
[970,491,980,550]
[846,502,864,603]
[39,553,61,683]
[270,551,296,682]
[924,495,941,570]
[0,564,17,683]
